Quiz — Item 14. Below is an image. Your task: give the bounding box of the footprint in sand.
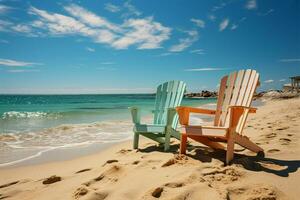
[226,184,280,200]
[0,181,19,189]
[161,158,176,167]
[132,160,140,165]
[265,133,276,138]
[74,187,89,199]
[42,175,61,185]
[279,138,291,145]
[276,126,289,131]
[117,149,132,154]
[164,182,185,188]
[161,154,189,167]
[151,187,163,198]
[84,191,108,200]
[83,165,122,187]
[76,168,92,174]
[102,159,118,166]
[267,149,280,153]
[201,167,242,185]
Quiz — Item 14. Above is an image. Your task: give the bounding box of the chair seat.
[182,125,228,137]
[134,124,166,133]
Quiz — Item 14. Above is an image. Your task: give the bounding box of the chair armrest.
[228,106,257,113]
[176,106,216,115]
[129,107,141,124]
[176,106,216,126]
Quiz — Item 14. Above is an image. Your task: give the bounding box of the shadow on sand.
[138,144,300,177]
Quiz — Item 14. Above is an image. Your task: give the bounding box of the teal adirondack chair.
[130,80,186,151]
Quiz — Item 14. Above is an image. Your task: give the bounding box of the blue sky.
[0,0,299,94]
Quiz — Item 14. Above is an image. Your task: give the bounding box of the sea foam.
[2,111,60,120]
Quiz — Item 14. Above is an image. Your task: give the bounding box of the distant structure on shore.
[184,90,217,98]
[283,76,300,93]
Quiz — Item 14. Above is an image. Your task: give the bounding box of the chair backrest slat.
[236,69,252,106]
[214,76,228,126]
[172,81,186,128]
[153,81,186,128]
[236,71,259,133]
[214,69,259,132]
[219,72,237,126]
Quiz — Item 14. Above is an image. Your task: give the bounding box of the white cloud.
[231,24,238,30]
[245,0,257,10]
[0,4,11,14]
[97,67,116,71]
[105,3,120,13]
[157,52,178,57]
[190,18,205,28]
[122,0,142,18]
[86,47,95,52]
[264,79,274,83]
[28,6,90,35]
[258,9,274,16]
[0,20,35,35]
[11,24,32,33]
[190,49,205,55]
[208,14,216,21]
[169,30,198,52]
[64,4,121,32]
[26,5,171,50]
[112,17,171,49]
[101,62,114,65]
[6,69,40,73]
[279,79,286,82]
[279,58,300,62]
[0,58,41,67]
[185,67,228,71]
[219,18,229,31]
[212,2,227,12]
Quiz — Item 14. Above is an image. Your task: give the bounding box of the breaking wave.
[0,120,134,167]
[2,111,61,120]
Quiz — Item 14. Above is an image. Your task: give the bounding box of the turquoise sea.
[0,94,216,166]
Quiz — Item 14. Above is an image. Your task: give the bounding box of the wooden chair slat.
[237,71,259,134]
[220,71,237,127]
[214,75,228,126]
[230,70,245,106]
[236,69,252,106]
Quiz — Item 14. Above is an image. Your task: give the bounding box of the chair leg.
[164,131,171,151]
[188,135,225,150]
[180,133,187,154]
[133,132,139,149]
[226,137,235,165]
[234,134,263,153]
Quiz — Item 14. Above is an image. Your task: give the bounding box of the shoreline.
[0,139,131,169]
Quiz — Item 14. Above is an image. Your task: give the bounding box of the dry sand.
[0,98,299,200]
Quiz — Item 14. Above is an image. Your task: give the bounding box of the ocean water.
[0,94,216,166]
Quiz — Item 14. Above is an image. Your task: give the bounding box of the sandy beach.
[0,97,299,200]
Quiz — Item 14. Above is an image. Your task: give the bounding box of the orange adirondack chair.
[176,69,264,164]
